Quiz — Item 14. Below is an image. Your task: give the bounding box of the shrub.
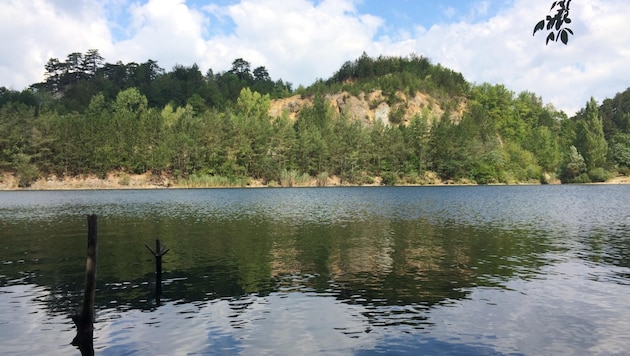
[180,174,249,188]
[388,105,406,125]
[472,163,497,185]
[17,165,40,188]
[572,173,591,184]
[118,173,131,186]
[353,174,375,185]
[316,172,328,187]
[588,168,612,182]
[280,169,298,187]
[381,171,397,186]
[13,153,40,188]
[280,169,310,187]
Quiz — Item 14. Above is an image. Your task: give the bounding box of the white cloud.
[199,0,383,84]
[0,0,111,89]
[368,0,630,115]
[1,0,629,115]
[109,0,208,68]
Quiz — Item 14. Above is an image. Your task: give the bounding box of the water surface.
[1,186,629,354]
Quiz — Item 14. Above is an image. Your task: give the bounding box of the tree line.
[1,52,628,187]
[27,49,292,114]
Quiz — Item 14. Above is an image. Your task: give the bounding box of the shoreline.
[1,172,629,191]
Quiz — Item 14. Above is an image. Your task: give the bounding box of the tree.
[405,112,431,174]
[293,95,333,176]
[111,88,150,172]
[64,52,85,84]
[562,145,586,181]
[575,97,608,170]
[82,49,104,77]
[533,0,574,45]
[609,133,630,169]
[43,58,64,93]
[232,88,275,180]
[13,153,40,187]
[230,58,252,82]
[253,66,270,82]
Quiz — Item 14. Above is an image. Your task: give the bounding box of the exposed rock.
[374,103,390,125]
[268,95,309,120]
[269,90,458,126]
[326,92,373,124]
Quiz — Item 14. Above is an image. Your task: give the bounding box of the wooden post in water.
[146,239,169,296]
[72,214,97,354]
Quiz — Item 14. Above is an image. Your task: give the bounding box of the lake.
[1,186,629,355]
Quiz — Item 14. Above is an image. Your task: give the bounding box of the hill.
[1,52,629,188]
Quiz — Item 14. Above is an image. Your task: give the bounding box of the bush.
[572,173,591,184]
[180,174,249,187]
[588,168,612,182]
[388,106,406,125]
[381,171,397,186]
[280,169,311,187]
[118,173,131,186]
[280,169,298,187]
[13,153,40,188]
[17,164,40,188]
[472,163,497,185]
[403,171,420,185]
[316,172,328,187]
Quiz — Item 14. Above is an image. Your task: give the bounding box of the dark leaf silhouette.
[533,0,573,45]
[533,20,545,35]
[560,29,569,44]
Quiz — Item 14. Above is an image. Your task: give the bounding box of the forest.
[1,50,629,187]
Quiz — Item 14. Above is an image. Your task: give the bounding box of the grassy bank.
[3,170,628,191]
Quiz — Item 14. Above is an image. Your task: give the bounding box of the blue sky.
[1,0,629,115]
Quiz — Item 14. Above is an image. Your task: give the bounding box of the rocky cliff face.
[269,90,464,125]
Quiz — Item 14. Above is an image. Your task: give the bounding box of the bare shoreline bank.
[1,172,628,191]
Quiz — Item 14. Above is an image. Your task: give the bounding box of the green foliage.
[471,161,498,185]
[3,51,630,187]
[323,53,468,103]
[30,51,292,114]
[388,105,406,125]
[381,171,397,186]
[599,88,630,138]
[179,174,249,188]
[561,145,587,182]
[316,172,329,187]
[588,168,612,182]
[500,143,542,183]
[279,169,311,187]
[13,153,40,187]
[118,173,131,186]
[575,98,608,170]
[609,133,630,168]
[572,172,591,184]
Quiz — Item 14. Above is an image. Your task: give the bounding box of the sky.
[1,0,629,116]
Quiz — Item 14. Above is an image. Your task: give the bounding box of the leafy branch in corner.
[533,0,573,45]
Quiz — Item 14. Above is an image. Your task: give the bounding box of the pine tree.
[575,97,607,169]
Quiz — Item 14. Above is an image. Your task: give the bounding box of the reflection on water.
[1,186,629,355]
